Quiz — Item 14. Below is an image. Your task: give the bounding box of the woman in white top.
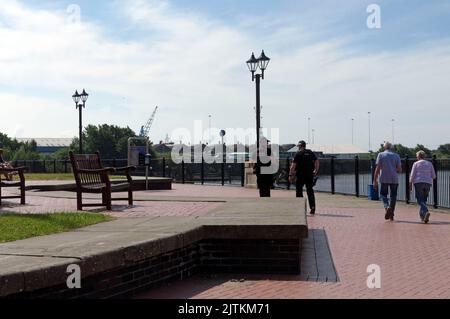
[409,151,437,224]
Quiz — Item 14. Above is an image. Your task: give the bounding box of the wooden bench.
[69,152,136,211]
[0,167,28,206]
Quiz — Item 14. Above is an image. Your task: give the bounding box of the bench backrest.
[69,152,107,186]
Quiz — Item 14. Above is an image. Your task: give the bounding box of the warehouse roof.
[16,138,72,147]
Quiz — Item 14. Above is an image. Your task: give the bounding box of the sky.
[1,0,450,150]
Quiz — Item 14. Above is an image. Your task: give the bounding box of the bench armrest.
[114,166,136,172]
[0,166,28,173]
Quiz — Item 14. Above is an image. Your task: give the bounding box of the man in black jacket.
[289,141,320,215]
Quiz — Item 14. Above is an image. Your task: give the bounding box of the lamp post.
[351,118,355,145]
[247,50,270,169]
[391,119,395,144]
[308,117,311,144]
[368,111,372,152]
[72,89,89,154]
[208,115,212,145]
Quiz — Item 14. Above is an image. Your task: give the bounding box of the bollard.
[162,157,166,177]
[405,156,410,204]
[241,162,245,187]
[355,156,360,197]
[182,160,185,184]
[433,155,438,209]
[331,156,335,195]
[201,156,205,185]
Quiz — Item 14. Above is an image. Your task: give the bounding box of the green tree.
[51,147,74,160]
[0,133,21,153]
[437,144,450,157]
[75,124,137,159]
[393,144,415,158]
[11,147,41,160]
[376,143,414,158]
[0,133,41,160]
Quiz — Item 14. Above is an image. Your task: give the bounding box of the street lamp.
[208,115,212,145]
[391,119,395,144]
[351,118,355,145]
[246,50,270,170]
[72,89,89,154]
[308,117,311,144]
[368,111,372,152]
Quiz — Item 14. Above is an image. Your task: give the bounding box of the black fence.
[276,156,450,210]
[11,159,128,174]
[150,159,246,187]
[11,156,450,209]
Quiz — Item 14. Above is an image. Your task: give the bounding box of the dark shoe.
[390,214,395,221]
[310,208,316,215]
[385,208,390,220]
[385,208,394,221]
[424,213,431,224]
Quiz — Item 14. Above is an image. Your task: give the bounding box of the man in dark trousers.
[289,141,320,215]
[255,138,273,197]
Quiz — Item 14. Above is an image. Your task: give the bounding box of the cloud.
[0,0,449,149]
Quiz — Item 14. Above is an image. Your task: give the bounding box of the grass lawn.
[0,213,114,243]
[24,173,123,181]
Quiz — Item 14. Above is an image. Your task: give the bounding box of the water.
[303,172,450,208]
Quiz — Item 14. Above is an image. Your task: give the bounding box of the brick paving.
[0,188,222,217]
[2,183,450,298]
[137,187,450,299]
[139,184,294,198]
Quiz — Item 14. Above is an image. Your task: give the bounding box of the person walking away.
[409,151,436,224]
[374,142,402,221]
[289,141,320,215]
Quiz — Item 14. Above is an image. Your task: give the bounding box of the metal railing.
[276,156,450,209]
[11,159,128,174]
[11,156,450,209]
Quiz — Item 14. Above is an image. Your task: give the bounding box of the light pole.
[351,118,355,145]
[312,129,316,145]
[246,50,270,168]
[391,119,395,144]
[368,111,372,152]
[308,117,311,144]
[208,115,212,144]
[72,89,89,154]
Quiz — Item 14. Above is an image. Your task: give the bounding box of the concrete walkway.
[1,184,450,299]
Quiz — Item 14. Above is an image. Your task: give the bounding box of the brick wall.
[199,239,301,274]
[6,239,300,299]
